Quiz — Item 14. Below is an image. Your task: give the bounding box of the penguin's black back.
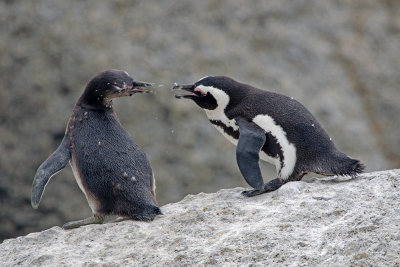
[69,105,158,219]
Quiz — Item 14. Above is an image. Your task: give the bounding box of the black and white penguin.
[31,69,161,229]
[174,76,364,197]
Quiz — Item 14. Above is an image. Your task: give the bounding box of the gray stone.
[1,170,399,266]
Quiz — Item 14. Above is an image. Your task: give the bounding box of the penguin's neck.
[78,94,113,111]
[204,93,238,131]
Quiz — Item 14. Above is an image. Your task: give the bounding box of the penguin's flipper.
[31,133,71,209]
[235,117,266,197]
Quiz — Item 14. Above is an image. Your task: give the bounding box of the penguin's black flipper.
[235,117,266,197]
[31,133,71,209]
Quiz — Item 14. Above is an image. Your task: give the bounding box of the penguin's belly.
[252,114,297,179]
[74,135,152,187]
[70,112,153,206]
[208,114,297,179]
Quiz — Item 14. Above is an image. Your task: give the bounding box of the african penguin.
[31,69,161,229]
[174,76,365,197]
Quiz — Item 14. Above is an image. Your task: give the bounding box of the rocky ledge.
[1,170,399,266]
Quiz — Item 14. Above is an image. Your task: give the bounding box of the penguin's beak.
[173,83,200,99]
[119,81,154,96]
[130,81,154,93]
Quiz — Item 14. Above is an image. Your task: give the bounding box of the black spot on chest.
[210,120,239,140]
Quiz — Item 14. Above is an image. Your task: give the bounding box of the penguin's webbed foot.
[242,178,286,197]
[113,216,129,223]
[62,216,104,230]
[241,188,267,197]
[263,178,285,192]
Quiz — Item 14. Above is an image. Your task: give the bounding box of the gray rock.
[1,170,399,266]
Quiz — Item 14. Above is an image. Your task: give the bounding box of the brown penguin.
[31,69,161,229]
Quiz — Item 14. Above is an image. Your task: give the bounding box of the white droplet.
[131,176,137,182]
[329,138,332,141]
[290,97,294,100]
[311,124,315,127]
[123,172,128,178]
[98,141,101,146]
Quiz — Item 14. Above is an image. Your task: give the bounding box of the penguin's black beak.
[173,83,200,99]
[130,81,154,93]
[119,81,154,96]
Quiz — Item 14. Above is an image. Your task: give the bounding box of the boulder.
[1,170,399,266]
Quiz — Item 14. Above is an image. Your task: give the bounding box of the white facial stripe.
[197,85,239,131]
[252,115,297,179]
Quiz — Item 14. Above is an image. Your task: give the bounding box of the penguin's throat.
[79,96,113,110]
[102,98,113,108]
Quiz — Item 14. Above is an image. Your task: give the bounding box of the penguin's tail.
[329,154,365,177]
[126,206,162,221]
[153,206,163,215]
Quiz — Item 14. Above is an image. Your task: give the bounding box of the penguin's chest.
[207,112,239,146]
[70,113,152,186]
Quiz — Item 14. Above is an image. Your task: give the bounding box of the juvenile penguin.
[174,76,364,197]
[31,69,161,229]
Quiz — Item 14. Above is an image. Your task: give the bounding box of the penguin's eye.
[109,80,125,90]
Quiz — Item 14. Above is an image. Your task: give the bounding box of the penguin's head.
[174,76,245,110]
[82,69,153,108]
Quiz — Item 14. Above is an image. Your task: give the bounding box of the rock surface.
[1,170,399,266]
[1,0,400,241]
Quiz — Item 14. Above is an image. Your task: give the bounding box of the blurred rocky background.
[0,0,399,242]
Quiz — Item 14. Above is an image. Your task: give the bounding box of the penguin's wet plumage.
[174,76,364,196]
[31,70,161,228]
[68,103,159,220]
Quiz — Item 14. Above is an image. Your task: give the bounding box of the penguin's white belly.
[208,114,296,179]
[252,114,297,179]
